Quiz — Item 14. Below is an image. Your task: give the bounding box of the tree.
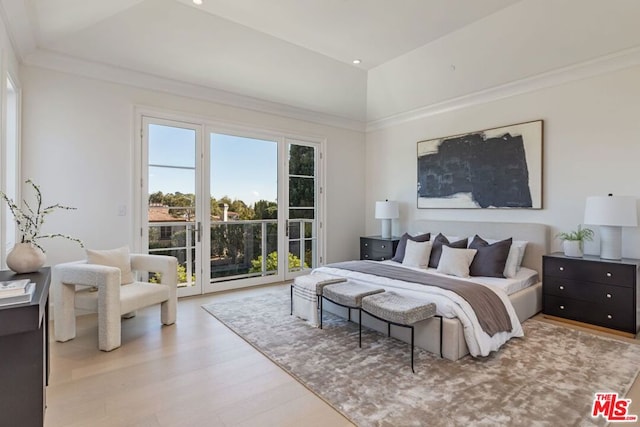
[288,145,315,219]
[254,200,277,219]
[149,191,165,204]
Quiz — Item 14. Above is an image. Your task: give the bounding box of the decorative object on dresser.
[360,236,399,261]
[0,278,35,307]
[417,120,543,209]
[543,252,639,337]
[374,200,399,239]
[555,225,594,258]
[0,179,84,273]
[584,194,638,260]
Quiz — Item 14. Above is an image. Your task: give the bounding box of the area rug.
[202,289,640,427]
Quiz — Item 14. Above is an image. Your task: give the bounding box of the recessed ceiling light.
[193,0,203,5]
[352,59,361,65]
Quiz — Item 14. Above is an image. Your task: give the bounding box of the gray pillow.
[392,232,431,263]
[428,233,469,268]
[468,235,512,278]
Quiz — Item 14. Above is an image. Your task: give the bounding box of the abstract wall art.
[417,120,543,209]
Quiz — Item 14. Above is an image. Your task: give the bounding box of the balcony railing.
[148,218,314,285]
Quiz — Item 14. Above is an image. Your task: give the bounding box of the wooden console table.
[0,267,51,427]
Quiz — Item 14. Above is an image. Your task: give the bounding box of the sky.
[148,124,278,206]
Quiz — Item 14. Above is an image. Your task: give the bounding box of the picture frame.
[417,120,543,209]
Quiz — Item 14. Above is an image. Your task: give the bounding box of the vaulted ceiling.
[1,0,521,123]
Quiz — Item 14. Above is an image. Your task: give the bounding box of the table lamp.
[584,194,638,260]
[375,200,399,239]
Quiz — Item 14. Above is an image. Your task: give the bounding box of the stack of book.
[0,278,35,307]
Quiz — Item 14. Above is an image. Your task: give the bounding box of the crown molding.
[19,43,640,135]
[22,49,366,133]
[366,45,640,132]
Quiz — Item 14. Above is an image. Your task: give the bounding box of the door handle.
[195,221,202,242]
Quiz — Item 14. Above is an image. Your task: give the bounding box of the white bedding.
[313,261,532,357]
[398,264,539,296]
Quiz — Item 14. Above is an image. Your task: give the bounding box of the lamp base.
[599,225,622,260]
[381,219,392,239]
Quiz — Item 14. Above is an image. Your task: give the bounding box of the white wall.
[365,65,640,258]
[367,0,640,122]
[0,12,22,269]
[20,66,366,266]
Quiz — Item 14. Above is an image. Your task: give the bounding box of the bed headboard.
[408,220,550,274]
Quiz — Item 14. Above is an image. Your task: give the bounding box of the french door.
[140,115,321,296]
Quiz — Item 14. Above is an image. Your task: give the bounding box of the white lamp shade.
[375,201,399,219]
[584,196,638,226]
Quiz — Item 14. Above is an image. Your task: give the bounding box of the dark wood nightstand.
[542,252,640,338]
[360,236,399,261]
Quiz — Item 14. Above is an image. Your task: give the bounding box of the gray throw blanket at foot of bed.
[325,261,512,336]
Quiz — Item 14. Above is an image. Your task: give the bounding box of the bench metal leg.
[290,284,294,315]
[411,325,415,373]
[436,315,443,358]
[319,296,323,329]
[359,309,362,348]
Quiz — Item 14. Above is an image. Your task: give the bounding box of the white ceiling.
[1,0,521,122]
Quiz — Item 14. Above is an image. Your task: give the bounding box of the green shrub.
[249,251,308,273]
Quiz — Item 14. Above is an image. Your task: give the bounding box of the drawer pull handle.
[559,285,564,290]
[606,293,612,298]
[364,254,369,258]
[559,305,565,310]
[559,267,564,271]
[381,257,385,260]
[364,243,368,247]
[607,314,612,319]
[381,245,385,249]
[606,272,612,277]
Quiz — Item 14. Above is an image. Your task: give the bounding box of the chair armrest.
[130,254,178,287]
[53,261,121,288]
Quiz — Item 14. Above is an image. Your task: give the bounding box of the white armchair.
[52,253,178,351]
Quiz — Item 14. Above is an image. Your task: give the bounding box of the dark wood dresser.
[360,236,399,261]
[0,267,51,427]
[542,253,639,337]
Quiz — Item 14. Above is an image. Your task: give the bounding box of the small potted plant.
[556,225,594,258]
[0,180,83,273]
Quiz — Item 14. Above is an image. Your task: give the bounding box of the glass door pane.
[287,141,318,278]
[207,133,279,288]
[145,120,201,296]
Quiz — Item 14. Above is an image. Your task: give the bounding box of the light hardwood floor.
[45,283,640,427]
[45,283,353,427]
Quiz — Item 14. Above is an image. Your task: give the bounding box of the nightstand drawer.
[361,239,393,253]
[544,276,633,307]
[544,257,635,287]
[360,237,399,261]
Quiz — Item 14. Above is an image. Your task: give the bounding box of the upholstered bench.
[361,291,441,373]
[320,282,384,329]
[290,274,347,326]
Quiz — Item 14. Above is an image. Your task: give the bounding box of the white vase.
[563,240,583,258]
[6,243,46,273]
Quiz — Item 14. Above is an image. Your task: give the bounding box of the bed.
[314,220,549,361]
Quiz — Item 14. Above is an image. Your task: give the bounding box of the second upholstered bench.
[360,291,441,373]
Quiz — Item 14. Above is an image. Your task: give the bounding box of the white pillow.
[86,246,134,285]
[514,240,528,270]
[436,246,478,278]
[485,239,529,278]
[402,240,432,268]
